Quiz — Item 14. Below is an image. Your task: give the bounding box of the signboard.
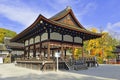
[0,57,3,63]
[54,52,61,72]
[55,52,60,57]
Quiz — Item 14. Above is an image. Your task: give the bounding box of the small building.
[11,6,102,70]
[113,45,120,64]
[0,37,24,63]
[0,44,9,63]
[4,37,24,62]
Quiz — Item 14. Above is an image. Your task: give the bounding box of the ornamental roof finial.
[66,6,71,10]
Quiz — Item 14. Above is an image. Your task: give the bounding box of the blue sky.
[0,0,120,38]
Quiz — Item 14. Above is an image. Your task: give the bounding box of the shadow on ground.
[0,64,119,80]
[68,64,120,80]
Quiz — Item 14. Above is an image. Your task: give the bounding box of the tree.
[64,27,118,63]
[78,28,119,63]
[0,28,16,43]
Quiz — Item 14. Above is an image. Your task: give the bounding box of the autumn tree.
[83,28,119,63]
[74,27,119,63]
[0,28,16,43]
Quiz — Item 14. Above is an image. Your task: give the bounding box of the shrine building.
[11,6,102,70]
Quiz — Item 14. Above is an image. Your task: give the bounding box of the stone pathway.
[0,64,120,80]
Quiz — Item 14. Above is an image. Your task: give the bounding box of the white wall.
[50,32,62,40]
[1,51,9,54]
[0,57,3,63]
[63,35,73,42]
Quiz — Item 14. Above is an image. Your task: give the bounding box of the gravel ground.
[0,64,120,80]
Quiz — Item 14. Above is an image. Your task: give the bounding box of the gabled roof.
[11,7,102,42]
[4,37,24,50]
[11,15,44,42]
[11,14,102,42]
[50,6,85,29]
[50,7,69,20]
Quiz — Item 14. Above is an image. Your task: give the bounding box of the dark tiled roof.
[11,14,102,42]
[52,20,101,36]
[50,6,86,29]
[50,8,69,20]
[4,37,24,50]
[11,6,102,42]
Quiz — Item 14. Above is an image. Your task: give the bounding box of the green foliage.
[97,57,103,64]
[0,28,16,43]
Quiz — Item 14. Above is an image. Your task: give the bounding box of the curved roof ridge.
[50,6,86,29]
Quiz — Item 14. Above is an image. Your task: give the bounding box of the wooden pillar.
[23,40,26,59]
[61,34,64,59]
[23,49,25,58]
[61,44,64,59]
[72,36,75,59]
[33,37,36,58]
[39,43,42,58]
[47,42,50,60]
[64,49,67,59]
[52,50,54,58]
[39,35,42,58]
[28,39,30,59]
[28,46,30,59]
[82,46,84,58]
[23,46,26,59]
[72,45,75,59]
[82,40,84,58]
[44,50,46,58]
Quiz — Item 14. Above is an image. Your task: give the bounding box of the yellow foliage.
[84,28,118,63]
[90,28,98,33]
[69,27,118,63]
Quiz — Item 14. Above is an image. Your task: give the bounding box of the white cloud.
[107,22,120,32]
[0,0,96,27]
[45,0,71,11]
[77,3,97,17]
[0,0,51,29]
[0,0,97,33]
[0,2,38,27]
[106,22,120,40]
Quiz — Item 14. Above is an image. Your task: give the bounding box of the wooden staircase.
[64,59,88,70]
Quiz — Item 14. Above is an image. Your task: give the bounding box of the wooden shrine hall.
[11,6,102,71]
